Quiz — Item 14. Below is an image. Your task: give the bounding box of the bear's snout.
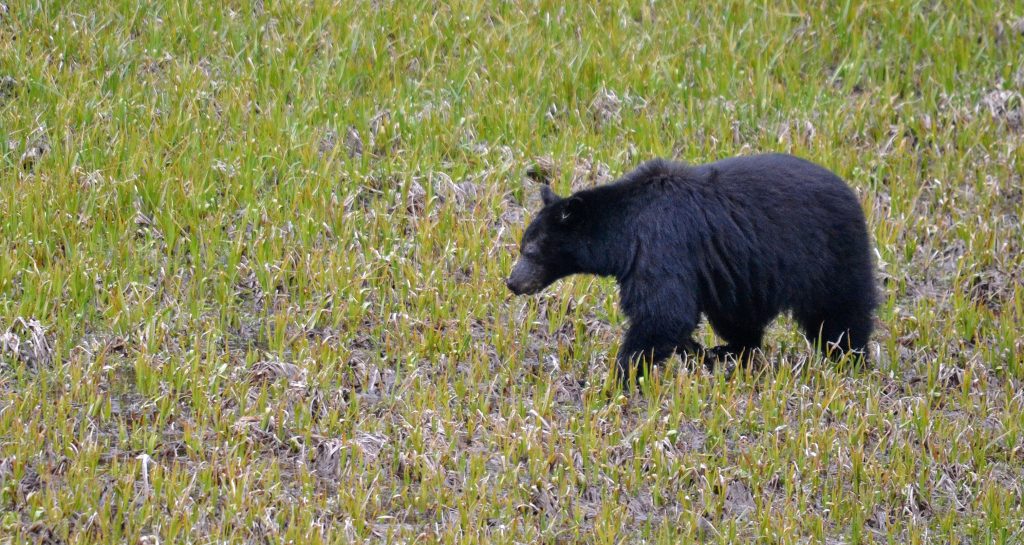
[505,276,524,295]
[507,258,545,295]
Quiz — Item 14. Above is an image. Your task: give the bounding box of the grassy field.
[1,0,1023,543]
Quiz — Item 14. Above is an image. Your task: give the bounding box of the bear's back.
[700,153,855,199]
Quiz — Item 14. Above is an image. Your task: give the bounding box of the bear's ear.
[559,195,583,224]
[540,185,561,206]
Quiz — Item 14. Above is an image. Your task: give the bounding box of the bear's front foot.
[706,344,761,371]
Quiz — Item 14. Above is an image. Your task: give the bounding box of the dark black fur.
[507,153,877,386]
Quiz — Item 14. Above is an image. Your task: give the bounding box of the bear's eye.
[522,242,541,259]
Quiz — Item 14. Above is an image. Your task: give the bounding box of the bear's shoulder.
[611,158,700,190]
[630,158,690,180]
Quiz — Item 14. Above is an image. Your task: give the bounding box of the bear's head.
[506,185,586,295]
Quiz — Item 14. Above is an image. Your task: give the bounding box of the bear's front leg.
[616,321,692,388]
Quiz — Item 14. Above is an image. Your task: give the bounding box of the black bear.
[507,153,877,386]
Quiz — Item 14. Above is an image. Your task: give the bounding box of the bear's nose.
[505,277,519,295]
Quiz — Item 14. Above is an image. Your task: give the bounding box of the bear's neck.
[574,200,637,281]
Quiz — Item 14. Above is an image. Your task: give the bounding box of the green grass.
[1,0,1023,543]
